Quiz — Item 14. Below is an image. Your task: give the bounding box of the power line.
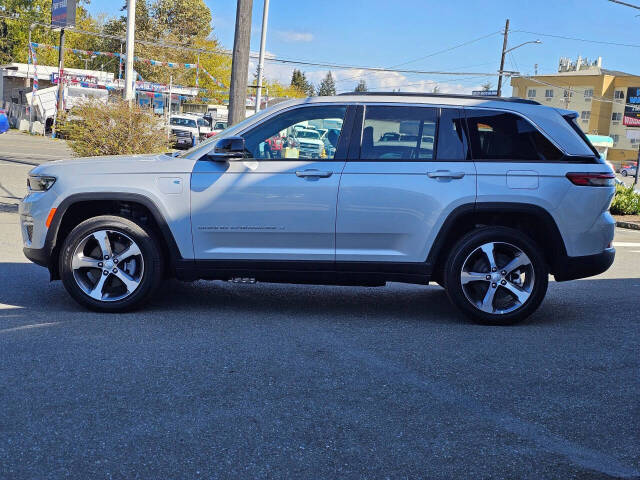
[335,31,501,86]
[1,13,505,78]
[511,29,640,48]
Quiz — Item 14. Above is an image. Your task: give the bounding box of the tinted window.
[361,106,437,160]
[243,106,346,160]
[465,110,563,161]
[436,108,468,161]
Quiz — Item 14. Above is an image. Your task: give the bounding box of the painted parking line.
[612,242,640,247]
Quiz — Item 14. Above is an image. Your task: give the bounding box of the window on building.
[564,90,573,98]
[465,110,564,161]
[612,112,623,122]
[584,89,594,98]
[611,134,620,144]
[361,106,438,160]
[615,90,625,100]
[545,89,554,98]
[581,111,591,121]
[527,89,537,98]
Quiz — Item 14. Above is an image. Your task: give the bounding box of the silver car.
[20,93,616,324]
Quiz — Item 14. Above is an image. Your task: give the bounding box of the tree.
[481,81,493,92]
[290,69,314,96]
[317,71,336,96]
[354,79,368,92]
[58,99,169,156]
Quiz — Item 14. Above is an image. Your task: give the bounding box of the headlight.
[27,175,56,192]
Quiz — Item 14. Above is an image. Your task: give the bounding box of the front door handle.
[296,169,333,178]
[427,170,465,179]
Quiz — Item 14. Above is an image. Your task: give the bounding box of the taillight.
[566,172,615,187]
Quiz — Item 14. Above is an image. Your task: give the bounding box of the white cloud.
[248,60,484,95]
[276,31,314,43]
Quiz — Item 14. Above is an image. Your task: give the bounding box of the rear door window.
[361,106,437,160]
[465,109,564,161]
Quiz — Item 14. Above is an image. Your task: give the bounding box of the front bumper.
[554,247,615,282]
[23,246,51,269]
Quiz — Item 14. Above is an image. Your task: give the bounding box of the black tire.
[59,215,163,312]
[443,227,549,325]
[621,170,627,177]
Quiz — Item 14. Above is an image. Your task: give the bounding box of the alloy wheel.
[460,242,535,315]
[71,229,144,302]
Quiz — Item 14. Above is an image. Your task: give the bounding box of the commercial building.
[511,57,640,167]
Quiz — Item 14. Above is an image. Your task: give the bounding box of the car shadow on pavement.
[1,261,638,328]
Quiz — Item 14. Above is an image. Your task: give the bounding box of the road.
[0,132,639,479]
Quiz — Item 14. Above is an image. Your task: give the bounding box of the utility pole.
[496,19,510,97]
[228,0,253,125]
[27,23,36,133]
[255,0,269,113]
[635,147,639,186]
[124,0,136,102]
[53,28,66,137]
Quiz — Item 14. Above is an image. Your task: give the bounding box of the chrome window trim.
[193,102,354,161]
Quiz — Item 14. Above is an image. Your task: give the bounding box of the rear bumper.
[554,247,615,282]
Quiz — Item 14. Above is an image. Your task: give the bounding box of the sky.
[85,0,640,95]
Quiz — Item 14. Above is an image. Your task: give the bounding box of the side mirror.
[207,136,246,161]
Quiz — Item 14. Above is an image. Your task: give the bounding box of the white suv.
[19,93,616,324]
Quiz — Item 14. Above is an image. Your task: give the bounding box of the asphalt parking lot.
[1,131,639,479]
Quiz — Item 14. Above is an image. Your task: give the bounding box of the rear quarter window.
[465,109,564,161]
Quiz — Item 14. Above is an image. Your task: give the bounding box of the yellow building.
[511,57,640,167]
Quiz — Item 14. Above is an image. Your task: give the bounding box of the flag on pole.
[29,42,39,92]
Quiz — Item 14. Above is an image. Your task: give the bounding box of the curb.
[616,221,640,230]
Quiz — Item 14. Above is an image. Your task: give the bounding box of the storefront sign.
[624,87,640,127]
[51,0,76,28]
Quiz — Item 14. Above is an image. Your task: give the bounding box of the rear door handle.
[427,170,465,179]
[296,169,333,178]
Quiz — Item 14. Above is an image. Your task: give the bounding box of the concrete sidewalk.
[0,129,72,166]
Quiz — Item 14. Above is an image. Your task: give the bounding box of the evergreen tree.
[354,80,368,92]
[290,69,314,96]
[317,71,336,96]
[481,81,493,91]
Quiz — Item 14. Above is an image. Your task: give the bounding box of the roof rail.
[338,91,540,105]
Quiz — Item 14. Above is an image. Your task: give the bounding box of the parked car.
[169,114,211,148]
[20,93,615,324]
[0,108,9,134]
[205,121,228,138]
[620,163,637,177]
[291,128,325,158]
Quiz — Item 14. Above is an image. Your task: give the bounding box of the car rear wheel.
[621,170,628,177]
[59,215,163,312]
[444,227,548,325]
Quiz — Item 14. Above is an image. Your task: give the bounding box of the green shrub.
[58,99,169,157]
[610,184,640,215]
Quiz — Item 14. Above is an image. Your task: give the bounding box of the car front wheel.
[59,215,163,312]
[444,227,549,325]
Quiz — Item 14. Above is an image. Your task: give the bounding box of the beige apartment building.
[511,57,640,167]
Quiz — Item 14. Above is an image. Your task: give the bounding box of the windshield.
[215,122,227,129]
[297,130,320,139]
[170,117,197,128]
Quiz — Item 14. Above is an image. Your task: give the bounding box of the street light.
[497,39,542,96]
[496,19,542,97]
[504,40,542,55]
